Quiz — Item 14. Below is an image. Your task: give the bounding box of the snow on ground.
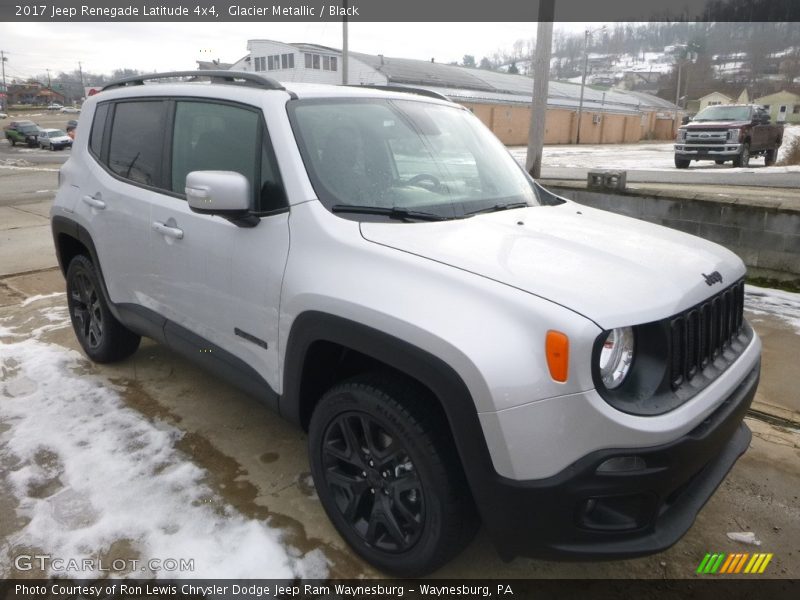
[778,125,800,164]
[0,299,327,579]
[745,285,800,335]
[509,141,800,173]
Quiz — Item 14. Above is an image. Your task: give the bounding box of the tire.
[714,160,726,165]
[674,157,690,169]
[765,148,776,167]
[10,137,15,146]
[733,143,750,168]
[65,255,141,363]
[309,373,478,576]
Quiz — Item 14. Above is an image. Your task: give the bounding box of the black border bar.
[2,0,799,22]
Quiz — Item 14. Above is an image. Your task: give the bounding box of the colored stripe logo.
[696,552,773,574]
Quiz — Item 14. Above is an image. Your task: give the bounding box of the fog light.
[596,455,646,473]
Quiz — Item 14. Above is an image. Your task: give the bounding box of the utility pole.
[525,0,554,178]
[78,61,85,102]
[46,68,51,88]
[0,51,7,112]
[341,1,348,85]
[576,25,606,145]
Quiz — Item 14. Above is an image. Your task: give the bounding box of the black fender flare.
[281,311,503,523]
[51,215,122,323]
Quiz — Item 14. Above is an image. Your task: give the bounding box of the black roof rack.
[352,85,451,102]
[102,70,286,92]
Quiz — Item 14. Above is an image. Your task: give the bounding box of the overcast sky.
[0,22,592,82]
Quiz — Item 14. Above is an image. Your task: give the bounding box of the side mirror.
[186,171,258,227]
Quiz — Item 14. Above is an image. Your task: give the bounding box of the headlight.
[727,128,741,141]
[599,327,635,389]
[677,129,686,142]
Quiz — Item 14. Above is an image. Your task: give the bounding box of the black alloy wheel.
[321,411,425,553]
[309,374,478,576]
[69,266,104,349]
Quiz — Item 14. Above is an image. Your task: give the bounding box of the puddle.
[260,451,280,464]
[110,377,182,425]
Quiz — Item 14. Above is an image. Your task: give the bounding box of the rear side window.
[89,103,109,157]
[108,101,167,187]
[171,101,259,195]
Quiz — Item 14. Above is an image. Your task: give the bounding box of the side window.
[259,136,287,212]
[108,101,167,187]
[170,101,260,198]
[89,103,109,158]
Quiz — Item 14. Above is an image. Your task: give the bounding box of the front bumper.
[674,143,742,159]
[478,361,759,560]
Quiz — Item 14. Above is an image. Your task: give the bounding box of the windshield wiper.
[462,202,529,217]
[331,204,448,221]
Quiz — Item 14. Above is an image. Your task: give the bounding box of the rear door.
[81,99,167,309]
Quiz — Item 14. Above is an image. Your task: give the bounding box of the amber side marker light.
[546,330,569,382]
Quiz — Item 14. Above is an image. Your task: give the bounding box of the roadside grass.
[747,276,800,294]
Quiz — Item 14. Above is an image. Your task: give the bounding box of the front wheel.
[9,137,15,146]
[66,255,141,363]
[765,148,777,166]
[674,157,690,169]
[733,143,750,168]
[309,374,477,576]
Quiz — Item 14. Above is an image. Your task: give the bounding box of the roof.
[698,91,732,101]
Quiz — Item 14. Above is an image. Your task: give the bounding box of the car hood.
[682,120,750,129]
[49,135,71,142]
[359,203,745,328]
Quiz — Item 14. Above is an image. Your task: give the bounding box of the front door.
[149,98,290,394]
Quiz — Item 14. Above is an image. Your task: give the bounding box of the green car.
[4,120,41,147]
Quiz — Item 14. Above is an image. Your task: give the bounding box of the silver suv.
[51,71,761,576]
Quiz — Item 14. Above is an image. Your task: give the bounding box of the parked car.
[47,103,64,111]
[0,111,7,119]
[4,120,41,147]
[61,106,81,114]
[674,104,784,168]
[52,71,761,576]
[38,128,72,150]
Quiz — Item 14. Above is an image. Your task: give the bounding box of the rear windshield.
[288,98,540,220]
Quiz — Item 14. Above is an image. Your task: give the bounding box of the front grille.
[669,280,745,389]
[685,131,728,144]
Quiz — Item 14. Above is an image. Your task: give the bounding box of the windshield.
[693,106,751,122]
[50,130,66,137]
[288,98,540,220]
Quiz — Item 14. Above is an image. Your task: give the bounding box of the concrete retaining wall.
[549,186,800,280]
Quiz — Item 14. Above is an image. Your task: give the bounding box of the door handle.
[152,221,184,240]
[81,194,106,209]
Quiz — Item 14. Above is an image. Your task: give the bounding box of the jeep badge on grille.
[703,271,724,286]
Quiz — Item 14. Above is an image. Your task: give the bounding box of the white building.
[229,40,386,86]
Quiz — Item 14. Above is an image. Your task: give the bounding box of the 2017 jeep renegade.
[51,71,761,576]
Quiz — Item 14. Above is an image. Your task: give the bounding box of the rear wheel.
[765,148,777,166]
[66,255,141,363]
[714,160,726,165]
[309,373,477,576]
[674,157,690,169]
